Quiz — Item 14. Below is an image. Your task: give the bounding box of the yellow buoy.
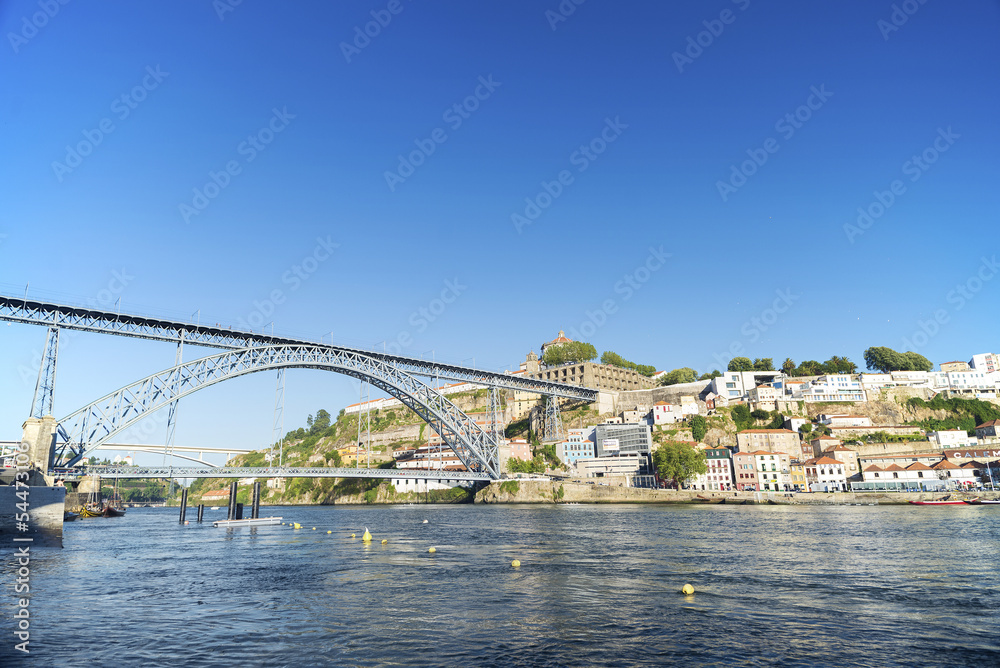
[511,560,521,568]
[294,523,301,529]
[428,547,436,553]
[682,584,695,595]
[381,539,388,545]
[362,528,372,543]
[327,531,332,534]
[312,527,316,530]
[350,533,356,538]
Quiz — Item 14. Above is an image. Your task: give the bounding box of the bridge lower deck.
[53,466,493,481]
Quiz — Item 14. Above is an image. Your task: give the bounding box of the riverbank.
[474,480,997,505]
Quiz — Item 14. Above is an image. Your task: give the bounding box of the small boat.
[80,507,102,518]
[102,504,126,517]
[210,506,220,511]
[908,499,970,506]
[64,511,80,522]
[965,498,1000,505]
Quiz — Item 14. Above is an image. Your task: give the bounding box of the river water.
[3,503,999,666]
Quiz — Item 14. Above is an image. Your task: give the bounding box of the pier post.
[227,481,238,520]
[179,489,188,523]
[196,504,204,523]
[235,503,244,520]
[251,482,261,519]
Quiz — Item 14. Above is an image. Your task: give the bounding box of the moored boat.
[80,507,102,518]
[102,504,126,517]
[964,498,1000,505]
[908,499,971,506]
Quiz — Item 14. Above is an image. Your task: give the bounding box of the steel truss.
[544,395,564,441]
[0,295,596,402]
[53,344,506,478]
[58,465,491,481]
[30,327,59,417]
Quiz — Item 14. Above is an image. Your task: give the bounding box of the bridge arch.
[54,344,502,478]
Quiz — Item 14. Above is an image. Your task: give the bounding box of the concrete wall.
[0,485,65,547]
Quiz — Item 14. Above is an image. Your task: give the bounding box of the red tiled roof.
[905,462,932,470]
[882,464,905,471]
[864,465,883,472]
[976,420,1000,428]
[932,460,959,470]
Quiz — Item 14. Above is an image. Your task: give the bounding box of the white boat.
[210,506,220,510]
[213,517,282,528]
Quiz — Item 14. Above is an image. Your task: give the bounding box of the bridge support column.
[227,481,238,520]
[20,416,57,484]
[179,489,188,523]
[196,504,204,523]
[543,396,564,442]
[251,482,260,519]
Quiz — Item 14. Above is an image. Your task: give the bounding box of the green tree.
[310,409,331,435]
[660,367,697,386]
[728,357,754,372]
[731,403,752,431]
[601,351,657,376]
[822,356,857,374]
[863,347,933,373]
[652,441,707,488]
[799,423,813,435]
[753,357,775,371]
[543,341,598,366]
[750,408,771,421]
[795,360,825,376]
[689,415,707,442]
[781,358,796,375]
[698,370,723,381]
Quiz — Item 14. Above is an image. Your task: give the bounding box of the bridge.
[1,441,254,467]
[2,294,597,481]
[57,466,492,482]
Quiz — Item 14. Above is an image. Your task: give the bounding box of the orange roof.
[905,462,932,470]
[545,330,573,345]
[976,420,1000,428]
[814,456,841,465]
[883,464,905,471]
[932,460,959,470]
[864,465,883,472]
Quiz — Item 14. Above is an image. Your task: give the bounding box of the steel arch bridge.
[54,344,523,479]
[1,294,598,480]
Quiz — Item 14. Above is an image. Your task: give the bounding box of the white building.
[818,414,872,428]
[652,402,683,425]
[931,430,976,449]
[753,451,792,491]
[970,352,999,373]
[793,375,866,403]
[804,456,847,492]
[711,371,784,401]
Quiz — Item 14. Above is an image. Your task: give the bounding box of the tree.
[310,409,331,435]
[660,367,697,386]
[796,360,825,376]
[689,415,707,442]
[731,403,752,431]
[822,356,857,374]
[753,358,775,371]
[652,441,707,488]
[781,358,796,375]
[799,423,813,435]
[698,370,723,381]
[728,357,754,372]
[750,408,771,421]
[863,346,932,373]
[601,351,657,377]
[543,341,598,366]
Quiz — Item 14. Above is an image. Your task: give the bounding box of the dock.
[212,517,283,528]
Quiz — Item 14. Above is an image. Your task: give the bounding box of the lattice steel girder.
[0,295,597,402]
[58,466,492,481]
[53,344,508,478]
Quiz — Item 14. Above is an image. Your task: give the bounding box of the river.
[4,503,999,666]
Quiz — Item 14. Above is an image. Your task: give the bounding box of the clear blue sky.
[1,0,998,463]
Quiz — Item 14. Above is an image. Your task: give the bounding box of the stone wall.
[0,485,65,547]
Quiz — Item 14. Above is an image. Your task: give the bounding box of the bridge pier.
[179,489,188,523]
[20,415,57,485]
[227,481,238,520]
